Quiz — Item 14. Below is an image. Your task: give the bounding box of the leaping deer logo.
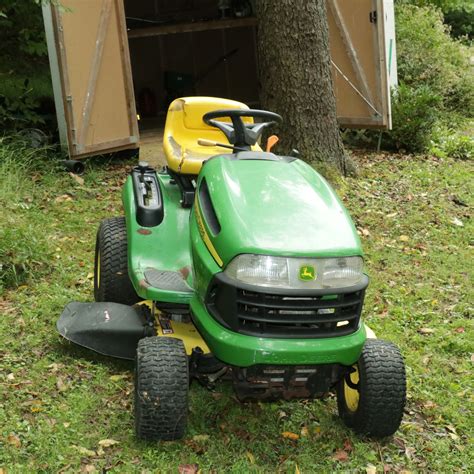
[299,265,316,281]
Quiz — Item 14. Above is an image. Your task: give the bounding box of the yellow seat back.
[163,97,260,175]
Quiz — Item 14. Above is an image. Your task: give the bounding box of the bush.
[0,1,53,131]
[430,128,474,160]
[444,7,474,41]
[344,4,474,153]
[385,84,442,152]
[395,4,473,116]
[0,80,46,130]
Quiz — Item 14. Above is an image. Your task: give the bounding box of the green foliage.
[346,4,474,154]
[0,1,48,61]
[444,7,474,41]
[0,80,46,130]
[397,0,471,12]
[386,84,442,152]
[0,138,56,292]
[396,4,474,115]
[0,1,53,130]
[0,149,472,471]
[430,127,474,160]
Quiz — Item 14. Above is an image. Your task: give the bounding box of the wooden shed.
[42,0,397,160]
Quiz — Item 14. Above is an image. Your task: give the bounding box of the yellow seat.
[163,97,261,175]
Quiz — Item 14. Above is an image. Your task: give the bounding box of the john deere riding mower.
[58,97,406,440]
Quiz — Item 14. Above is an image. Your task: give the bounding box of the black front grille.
[205,274,367,339]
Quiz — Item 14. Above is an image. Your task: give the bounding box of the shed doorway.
[123,0,259,164]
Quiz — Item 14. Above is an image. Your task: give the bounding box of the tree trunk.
[255,0,350,174]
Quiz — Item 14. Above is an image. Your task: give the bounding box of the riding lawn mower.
[58,96,406,440]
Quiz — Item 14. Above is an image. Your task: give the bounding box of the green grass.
[0,144,472,472]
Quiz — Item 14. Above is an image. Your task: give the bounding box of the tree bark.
[255,0,350,174]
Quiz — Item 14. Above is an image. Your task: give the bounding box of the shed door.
[327,0,396,129]
[43,0,138,158]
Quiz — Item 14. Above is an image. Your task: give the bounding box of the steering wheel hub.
[203,109,283,150]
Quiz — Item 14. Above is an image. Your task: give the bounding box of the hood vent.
[199,179,221,235]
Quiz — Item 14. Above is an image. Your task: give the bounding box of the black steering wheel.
[203,109,283,150]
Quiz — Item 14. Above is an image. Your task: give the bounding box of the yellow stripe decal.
[194,200,223,267]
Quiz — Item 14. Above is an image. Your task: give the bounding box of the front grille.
[206,275,366,339]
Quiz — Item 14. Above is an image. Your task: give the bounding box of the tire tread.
[135,337,189,441]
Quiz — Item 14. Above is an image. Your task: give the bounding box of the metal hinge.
[369,10,377,23]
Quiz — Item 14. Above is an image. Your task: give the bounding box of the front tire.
[134,337,189,441]
[94,217,139,305]
[337,339,406,438]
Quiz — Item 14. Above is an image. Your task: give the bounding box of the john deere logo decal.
[299,265,316,281]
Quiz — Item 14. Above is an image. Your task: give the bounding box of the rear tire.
[94,217,139,305]
[337,339,406,438]
[134,337,189,441]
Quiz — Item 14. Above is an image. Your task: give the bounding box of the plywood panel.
[49,0,138,157]
[327,0,390,128]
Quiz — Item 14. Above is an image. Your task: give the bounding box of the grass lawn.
[0,142,472,472]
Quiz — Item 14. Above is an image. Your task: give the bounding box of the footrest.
[144,268,192,293]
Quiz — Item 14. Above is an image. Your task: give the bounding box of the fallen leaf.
[366,464,377,474]
[178,465,199,474]
[184,439,206,455]
[109,375,127,382]
[282,431,299,440]
[98,439,119,448]
[454,327,465,334]
[192,434,210,442]
[69,172,85,186]
[386,212,398,218]
[399,235,409,242]
[74,445,96,457]
[332,449,349,462]
[300,426,309,437]
[7,373,14,381]
[418,327,435,335]
[55,194,73,203]
[82,465,97,473]
[246,451,255,464]
[56,377,68,392]
[7,433,21,448]
[295,464,301,474]
[343,438,353,453]
[86,272,94,280]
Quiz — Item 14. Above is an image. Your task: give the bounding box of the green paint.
[388,39,393,77]
[190,296,366,367]
[196,157,363,267]
[124,154,367,366]
[122,173,193,304]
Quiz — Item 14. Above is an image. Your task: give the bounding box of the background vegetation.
[0,0,472,156]
[0,148,472,472]
[0,0,472,471]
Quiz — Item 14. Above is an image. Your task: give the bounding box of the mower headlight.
[225,255,364,290]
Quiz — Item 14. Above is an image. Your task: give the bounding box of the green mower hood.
[197,155,363,267]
